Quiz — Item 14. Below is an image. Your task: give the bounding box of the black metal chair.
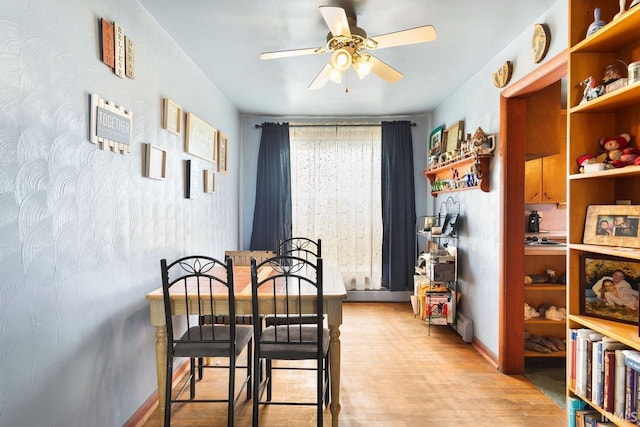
[278,237,321,261]
[160,255,252,426]
[250,255,330,427]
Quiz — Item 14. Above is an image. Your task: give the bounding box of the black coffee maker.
[527,210,542,233]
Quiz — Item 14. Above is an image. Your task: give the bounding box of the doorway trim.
[498,51,567,374]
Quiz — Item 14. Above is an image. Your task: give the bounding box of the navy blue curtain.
[381,121,416,291]
[249,123,292,251]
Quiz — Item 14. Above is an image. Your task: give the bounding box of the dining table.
[146,262,347,427]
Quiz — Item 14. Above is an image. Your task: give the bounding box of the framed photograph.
[441,213,459,236]
[142,143,167,180]
[203,169,215,193]
[580,253,640,325]
[217,131,228,174]
[443,121,465,153]
[185,112,217,163]
[429,125,444,157]
[583,205,640,248]
[163,98,182,135]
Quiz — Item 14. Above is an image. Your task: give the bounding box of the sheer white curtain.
[290,125,382,290]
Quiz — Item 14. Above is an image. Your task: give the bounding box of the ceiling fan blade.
[368,25,437,49]
[260,47,326,60]
[308,64,333,90]
[319,6,351,38]
[368,55,403,83]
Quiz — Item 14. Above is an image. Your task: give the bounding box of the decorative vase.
[586,7,606,37]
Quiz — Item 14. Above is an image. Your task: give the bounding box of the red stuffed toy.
[599,133,640,167]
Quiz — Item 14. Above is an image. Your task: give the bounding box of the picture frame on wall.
[579,252,640,325]
[217,131,228,174]
[444,120,465,153]
[185,112,217,163]
[583,205,640,248]
[163,98,183,135]
[429,125,444,157]
[142,143,167,180]
[203,169,216,193]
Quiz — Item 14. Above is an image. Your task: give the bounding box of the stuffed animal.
[600,133,640,167]
[577,133,640,171]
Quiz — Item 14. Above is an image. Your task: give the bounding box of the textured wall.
[432,0,567,356]
[0,0,239,425]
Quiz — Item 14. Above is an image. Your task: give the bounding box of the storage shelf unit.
[566,1,640,425]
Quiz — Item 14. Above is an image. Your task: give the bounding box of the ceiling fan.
[259,5,437,89]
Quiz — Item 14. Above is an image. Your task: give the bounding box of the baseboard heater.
[456,312,473,343]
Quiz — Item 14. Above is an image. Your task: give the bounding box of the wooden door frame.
[498,51,566,374]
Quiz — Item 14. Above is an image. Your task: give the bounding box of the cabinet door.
[540,153,565,203]
[524,159,542,203]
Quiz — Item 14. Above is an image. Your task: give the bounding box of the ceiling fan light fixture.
[328,67,343,84]
[331,48,352,72]
[353,54,373,78]
[363,38,378,49]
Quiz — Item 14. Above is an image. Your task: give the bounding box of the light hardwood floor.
[142,302,565,426]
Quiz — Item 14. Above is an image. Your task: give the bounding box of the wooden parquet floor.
[141,302,565,426]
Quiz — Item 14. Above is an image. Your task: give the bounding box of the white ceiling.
[139,0,558,117]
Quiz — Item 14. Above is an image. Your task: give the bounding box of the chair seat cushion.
[174,325,252,358]
[264,314,322,327]
[259,325,329,360]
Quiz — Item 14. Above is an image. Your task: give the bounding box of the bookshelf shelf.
[567,1,640,424]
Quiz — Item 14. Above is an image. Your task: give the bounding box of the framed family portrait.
[185,112,217,163]
[583,205,640,248]
[580,253,640,325]
[429,125,444,157]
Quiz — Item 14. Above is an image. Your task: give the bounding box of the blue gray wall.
[0,0,240,425]
[432,0,567,357]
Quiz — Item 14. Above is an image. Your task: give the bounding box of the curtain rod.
[254,122,416,128]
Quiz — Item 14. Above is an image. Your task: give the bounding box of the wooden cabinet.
[525,111,567,204]
[566,2,640,424]
[524,245,566,358]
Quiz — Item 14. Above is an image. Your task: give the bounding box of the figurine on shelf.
[586,7,606,37]
[614,0,627,20]
[579,76,604,104]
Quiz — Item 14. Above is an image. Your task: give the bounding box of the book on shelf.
[568,396,590,427]
[614,348,627,418]
[575,329,594,397]
[575,409,600,427]
[622,349,640,423]
[587,333,604,402]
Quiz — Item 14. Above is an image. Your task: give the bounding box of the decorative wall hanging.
[99,17,135,79]
[203,170,216,193]
[443,121,464,154]
[184,160,191,199]
[185,113,217,163]
[492,61,513,88]
[163,98,183,135]
[217,131,228,174]
[89,93,132,154]
[531,23,550,63]
[142,143,167,180]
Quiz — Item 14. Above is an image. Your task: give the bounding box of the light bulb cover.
[328,67,343,84]
[331,48,352,72]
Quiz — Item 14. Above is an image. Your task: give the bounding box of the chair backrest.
[278,237,321,264]
[160,255,237,350]
[225,250,276,266]
[250,255,323,347]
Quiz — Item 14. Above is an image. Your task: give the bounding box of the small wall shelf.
[423,152,493,195]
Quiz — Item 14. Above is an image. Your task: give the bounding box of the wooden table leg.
[327,301,342,427]
[155,325,167,426]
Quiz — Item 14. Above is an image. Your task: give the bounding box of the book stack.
[569,328,640,424]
